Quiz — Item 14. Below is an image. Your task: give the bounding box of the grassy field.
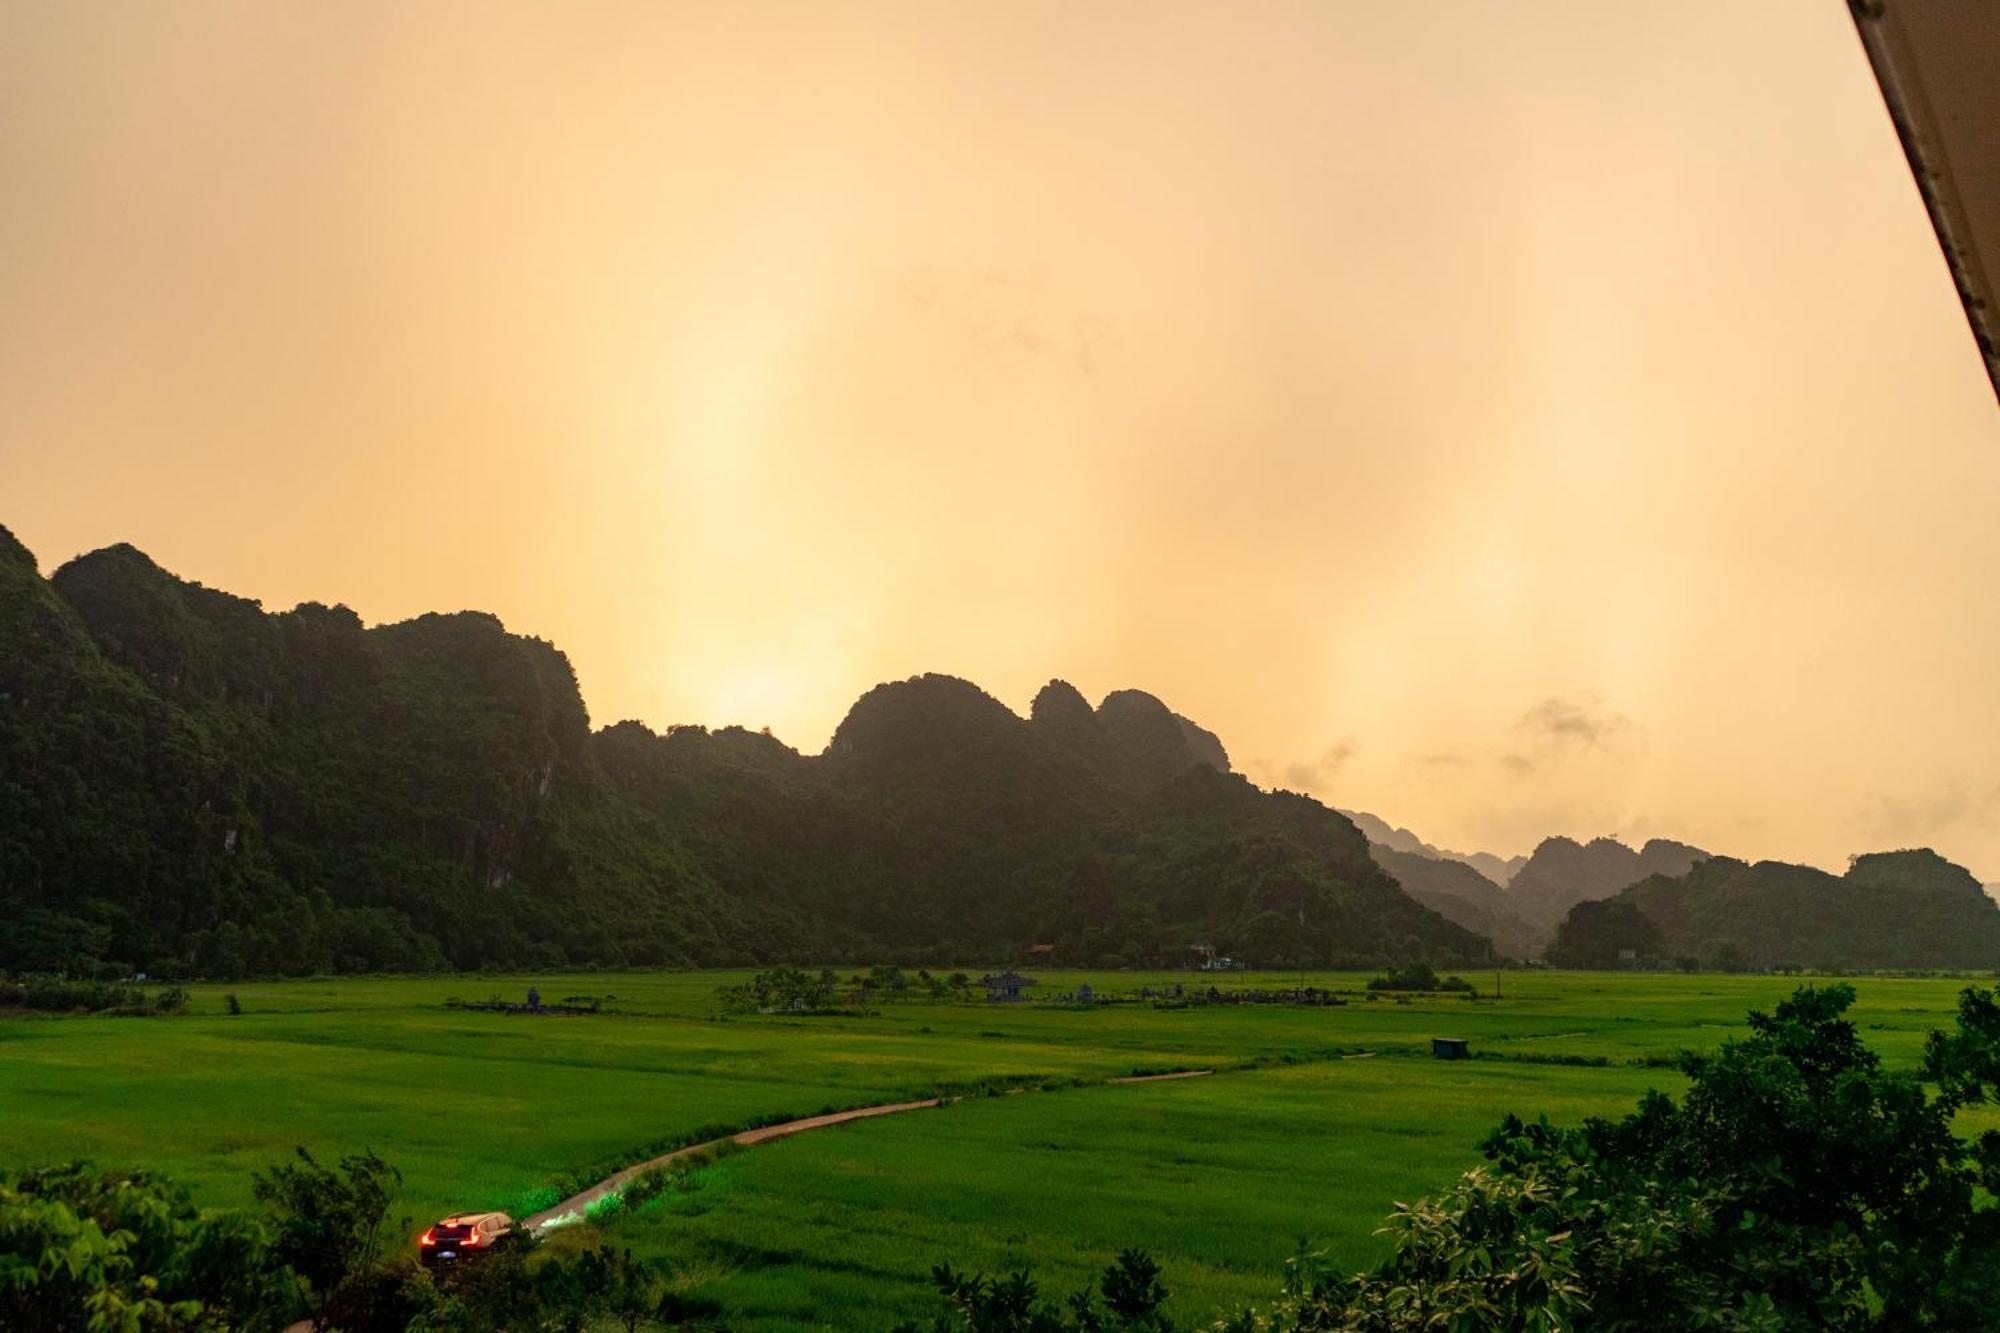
[2,968,1992,1327]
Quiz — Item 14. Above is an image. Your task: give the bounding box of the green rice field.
[3,969,1992,1328]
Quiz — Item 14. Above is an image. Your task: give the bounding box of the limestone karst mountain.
[1547,848,2000,971]
[0,527,1487,975]
[1505,834,1711,937]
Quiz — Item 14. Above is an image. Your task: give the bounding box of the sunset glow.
[3,0,1995,875]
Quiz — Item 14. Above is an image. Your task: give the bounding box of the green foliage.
[1544,898,1663,970]
[0,1163,288,1332]
[716,966,840,1014]
[912,1248,1173,1333]
[3,1140,693,1332]
[595,1246,671,1332]
[250,1147,408,1330]
[1365,961,1474,994]
[397,1233,694,1333]
[1236,983,2000,1328]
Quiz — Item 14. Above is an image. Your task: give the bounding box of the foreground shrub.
[903,1249,1172,1332]
[0,1163,289,1331]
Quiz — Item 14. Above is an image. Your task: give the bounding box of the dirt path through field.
[522,1097,942,1231]
[274,1069,1223,1328]
[524,1066,1216,1231]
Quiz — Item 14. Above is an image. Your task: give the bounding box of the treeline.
[0,527,1487,979]
[0,975,187,1015]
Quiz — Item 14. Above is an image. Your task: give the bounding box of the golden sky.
[4,1,1996,877]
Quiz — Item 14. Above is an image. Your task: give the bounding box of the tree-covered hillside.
[1547,848,2000,971]
[0,529,1488,976]
[1504,833,1709,937]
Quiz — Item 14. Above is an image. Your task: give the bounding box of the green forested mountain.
[1546,848,2000,971]
[1505,834,1710,937]
[0,529,1488,976]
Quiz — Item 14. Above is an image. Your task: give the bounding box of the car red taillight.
[419,1228,435,1247]
[462,1230,482,1247]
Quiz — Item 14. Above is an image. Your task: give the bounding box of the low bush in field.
[1364,961,1477,995]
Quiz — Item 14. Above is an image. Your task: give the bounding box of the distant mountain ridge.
[1505,834,1711,938]
[1366,843,1541,960]
[0,527,1488,976]
[1339,809,1527,886]
[1548,849,2000,971]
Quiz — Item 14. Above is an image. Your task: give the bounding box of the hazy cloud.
[1494,698,1640,785]
[894,265,1100,377]
[1860,779,2000,846]
[1514,697,1635,753]
[1282,738,1358,792]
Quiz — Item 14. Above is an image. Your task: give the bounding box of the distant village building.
[1024,943,1056,962]
[1200,955,1243,972]
[1432,1037,1470,1060]
[980,971,1037,1003]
